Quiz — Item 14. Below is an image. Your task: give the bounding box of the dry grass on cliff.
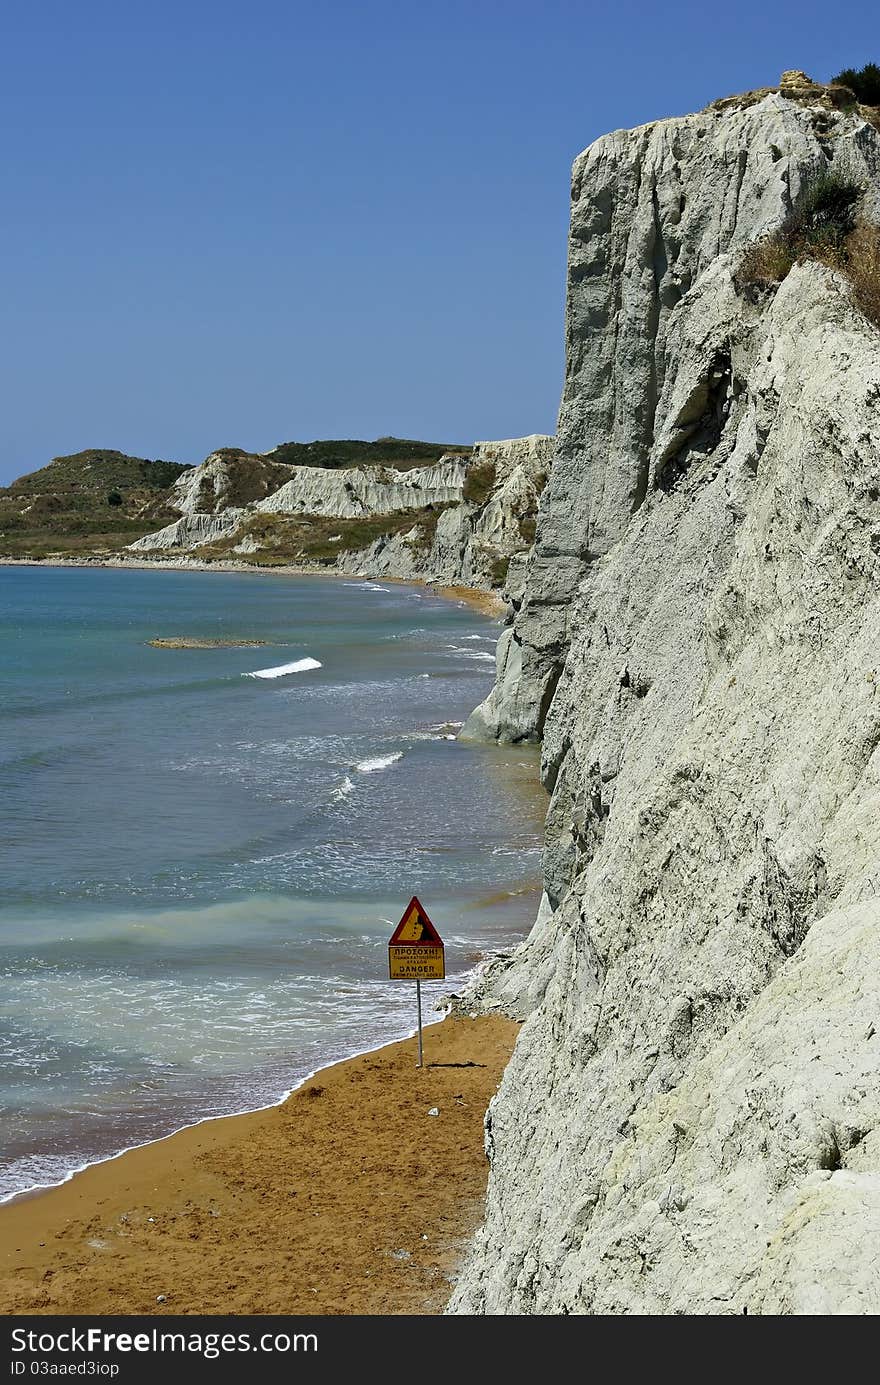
[462,460,497,507]
[738,222,880,327]
[192,506,455,567]
[845,223,880,325]
[735,166,880,328]
[737,235,796,286]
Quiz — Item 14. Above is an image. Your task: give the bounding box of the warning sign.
[388,896,445,980]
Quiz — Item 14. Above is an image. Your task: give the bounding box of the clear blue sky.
[0,0,873,482]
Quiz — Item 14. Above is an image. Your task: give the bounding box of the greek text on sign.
[388,896,445,980]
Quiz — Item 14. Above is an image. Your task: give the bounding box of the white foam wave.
[444,649,496,662]
[244,657,322,679]
[355,752,404,773]
[332,776,355,801]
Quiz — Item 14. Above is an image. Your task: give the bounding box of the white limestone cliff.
[449,81,880,1314]
[330,436,553,586]
[254,458,467,519]
[127,437,553,590]
[466,83,880,742]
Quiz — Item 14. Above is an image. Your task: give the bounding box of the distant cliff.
[450,72,880,1314]
[125,435,552,591]
[0,435,553,593]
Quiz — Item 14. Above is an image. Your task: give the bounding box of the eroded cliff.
[451,78,880,1313]
[128,435,553,592]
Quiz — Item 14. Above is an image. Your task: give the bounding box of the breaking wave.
[355,752,404,773]
[244,658,323,679]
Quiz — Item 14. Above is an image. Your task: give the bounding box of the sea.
[0,565,544,1202]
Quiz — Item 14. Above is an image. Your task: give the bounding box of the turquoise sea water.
[0,566,543,1200]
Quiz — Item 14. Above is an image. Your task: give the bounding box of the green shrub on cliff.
[736,169,862,285]
[786,169,861,252]
[489,556,510,588]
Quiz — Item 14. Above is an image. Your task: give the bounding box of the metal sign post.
[388,896,445,1068]
[416,979,423,1068]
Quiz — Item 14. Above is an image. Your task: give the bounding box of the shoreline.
[1,560,524,1312]
[0,1017,444,1211]
[0,556,507,617]
[0,1014,517,1316]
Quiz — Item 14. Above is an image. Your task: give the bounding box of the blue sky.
[0,0,874,482]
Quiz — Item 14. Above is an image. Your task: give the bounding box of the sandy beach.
[0,1015,516,1316]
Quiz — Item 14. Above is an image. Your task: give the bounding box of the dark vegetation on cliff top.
[266,437,471,471]
[830,63,880,106]
[737,167,880,328]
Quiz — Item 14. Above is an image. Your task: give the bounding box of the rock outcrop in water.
[451,78,880,1313]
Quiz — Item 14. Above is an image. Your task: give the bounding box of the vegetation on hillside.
[188,507,447,567]
[0,450,191,558]
[489,556,511,587]
[5,449,190,496]
[462,459,497,506]
[736,168,880,328]
[0,439,471,559]
[184,453,295,511]
[266,437,471,471]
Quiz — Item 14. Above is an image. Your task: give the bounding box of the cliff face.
[129,454,469,552]
[327,436,552,587]
[451,86,880,1313]
[467,83,880,741]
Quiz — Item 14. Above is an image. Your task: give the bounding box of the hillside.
[0,432,550,594]
[125,436,551,590]
[0,450,192,558]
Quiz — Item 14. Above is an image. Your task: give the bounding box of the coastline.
[0,556,507,617]
[0,1014,517,1316]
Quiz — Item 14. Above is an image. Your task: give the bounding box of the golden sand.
[0,1016,517,1316]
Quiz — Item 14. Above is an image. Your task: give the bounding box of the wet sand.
[0,1015,516,1316]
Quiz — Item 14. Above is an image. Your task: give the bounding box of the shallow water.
[0,566,544,1199]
